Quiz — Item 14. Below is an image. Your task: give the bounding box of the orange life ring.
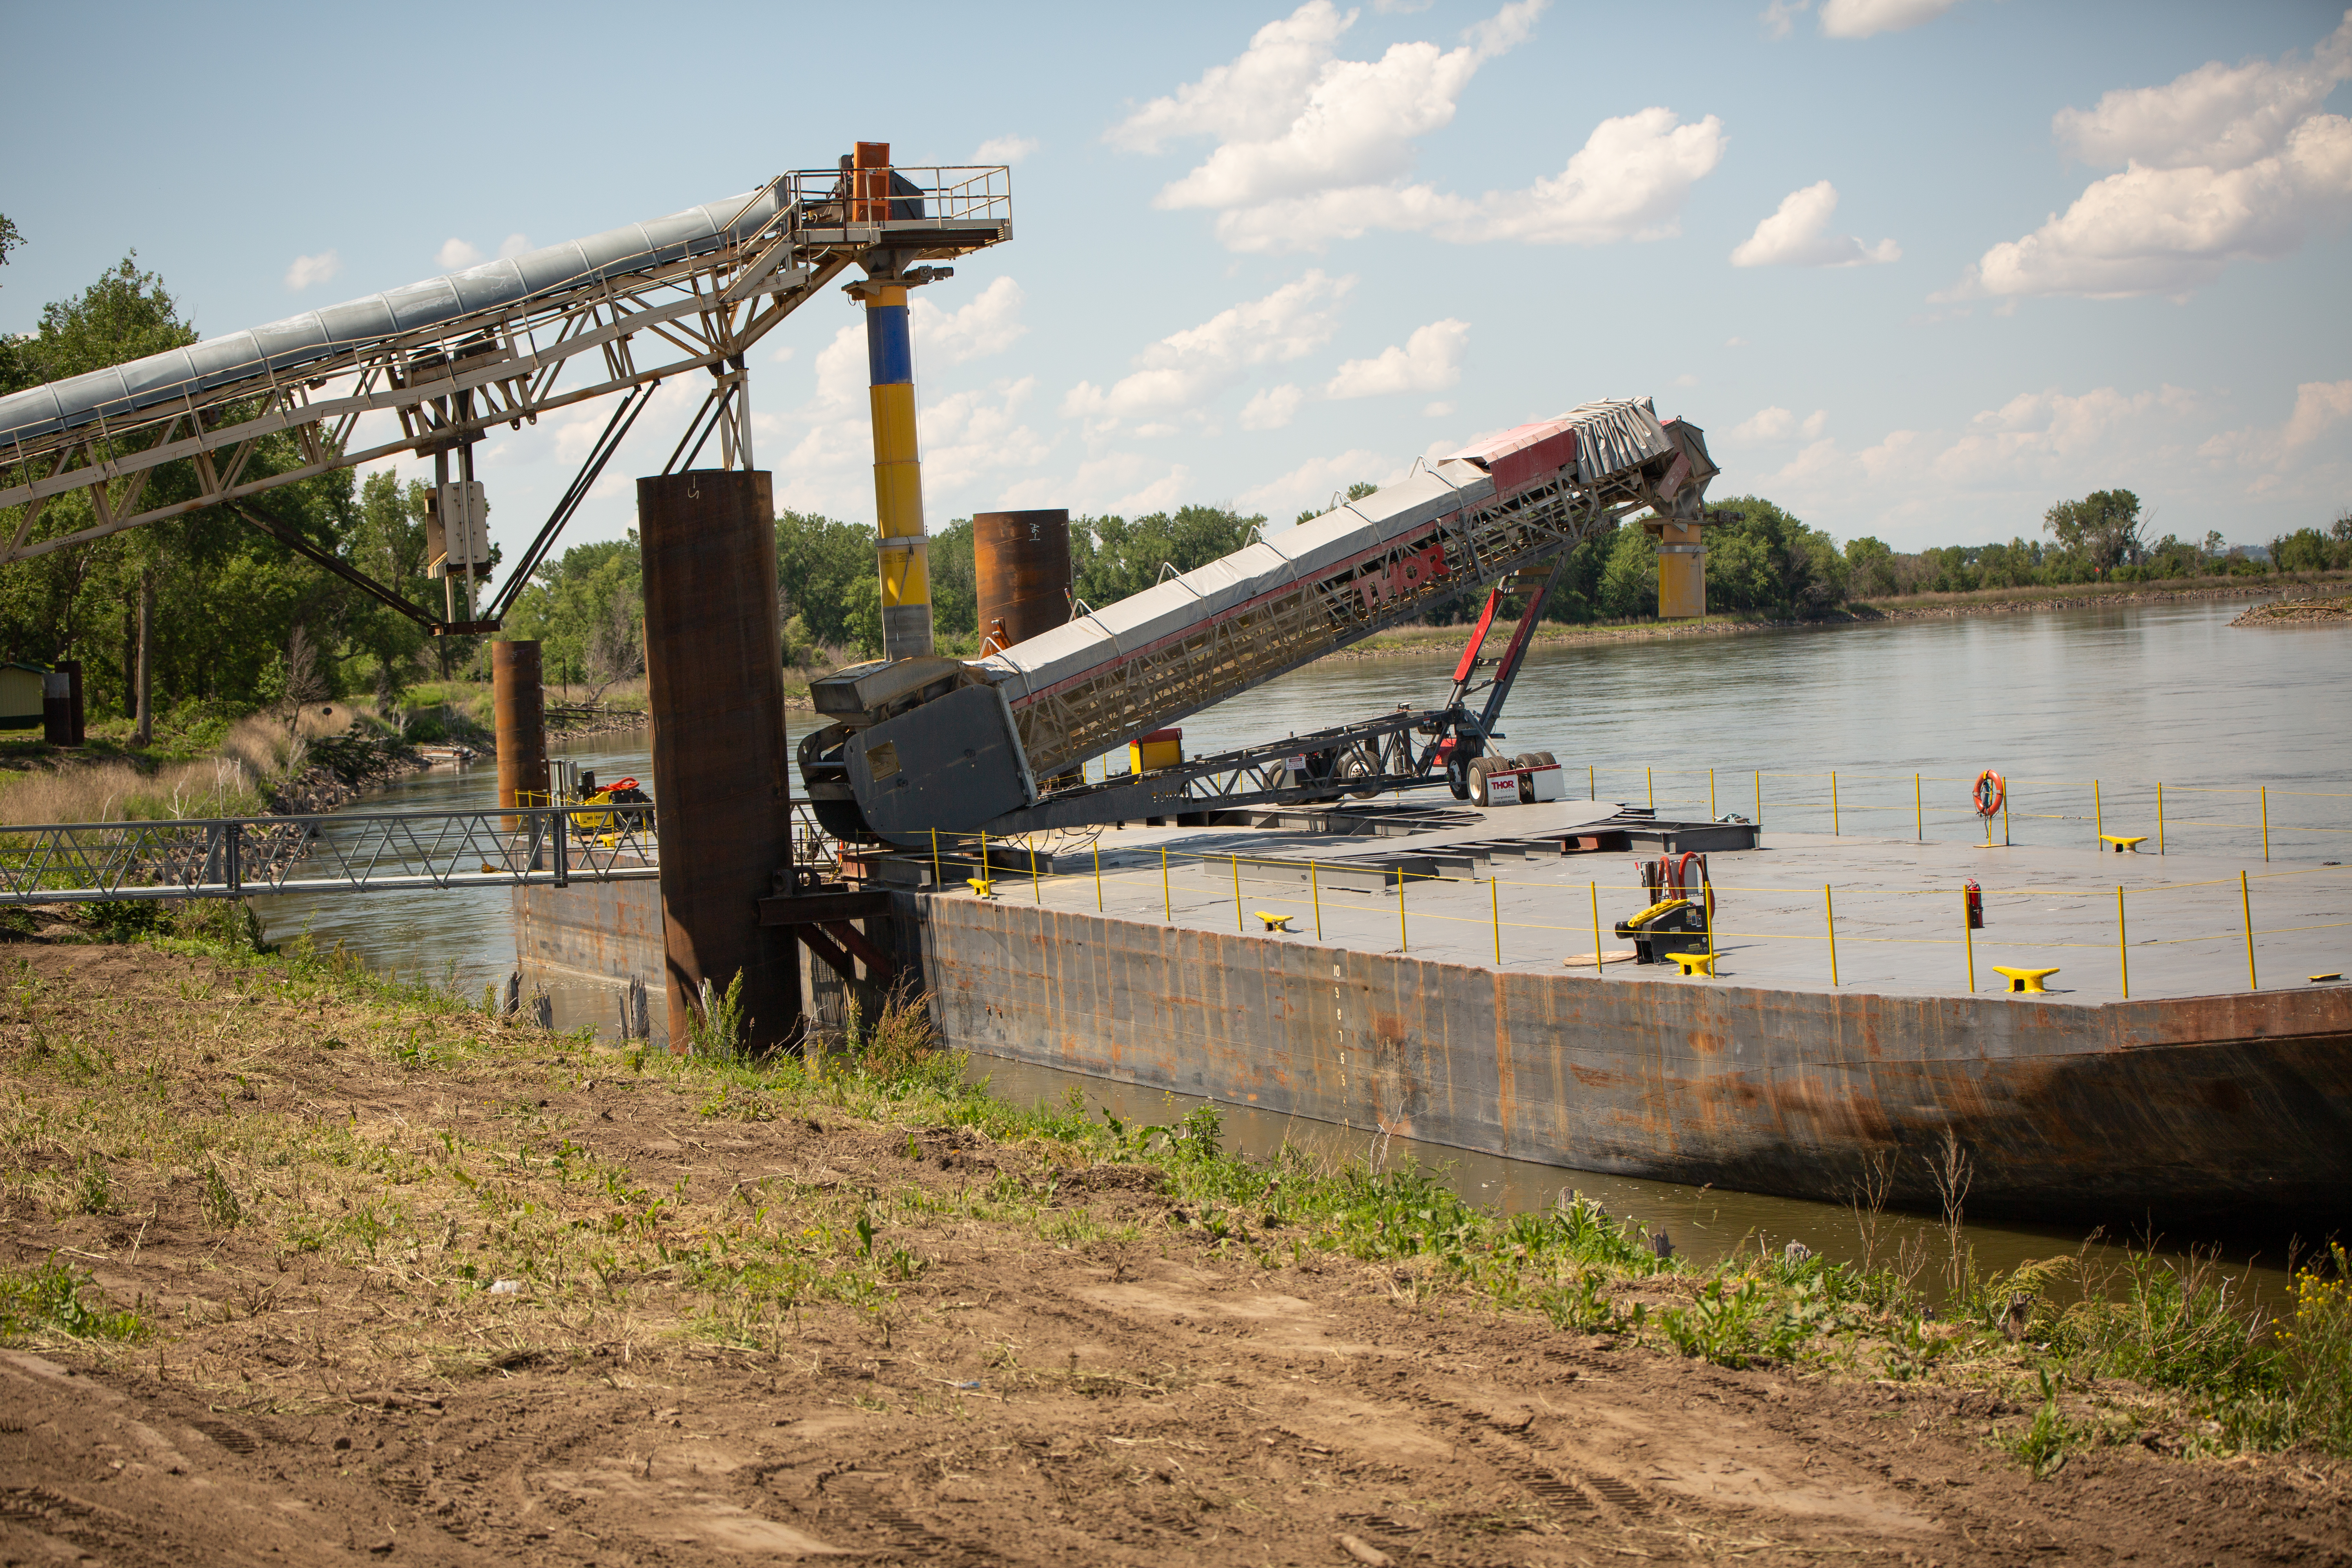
[1973,769,2005,818]
[608,777,639,793]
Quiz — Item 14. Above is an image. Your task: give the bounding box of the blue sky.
[4,0,2347,557]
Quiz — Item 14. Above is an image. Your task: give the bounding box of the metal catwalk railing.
[0,806,657,904]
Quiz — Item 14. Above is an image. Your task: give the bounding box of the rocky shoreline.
[2231,593,2349,626]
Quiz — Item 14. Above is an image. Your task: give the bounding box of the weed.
[197,1163,243,1228]
[2011,1368,2070,1479]
[70,1154,112,1216]
[0,1258,149,1343]
[685,971,747,1064]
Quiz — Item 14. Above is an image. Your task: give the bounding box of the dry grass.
[0,713,330,826]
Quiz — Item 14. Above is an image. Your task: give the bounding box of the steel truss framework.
[1010,467,1650,780]
[0,165,1013,625]
[983,710,1437,835]
[0,807,658,905]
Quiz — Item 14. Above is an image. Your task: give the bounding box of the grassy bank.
[4,926,2344,1481]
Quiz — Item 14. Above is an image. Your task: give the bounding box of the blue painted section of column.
[864,303,913,385]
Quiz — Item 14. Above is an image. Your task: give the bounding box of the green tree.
[774,508,877,651]
[1704,496,1849,618]
[2270,518,2352,573]
[1595,524,1656,619]
[1071,505,1264,608]
[502,534,644,698]
[929,518,976,641]
[2042,489,2145,573]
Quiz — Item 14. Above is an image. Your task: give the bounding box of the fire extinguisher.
[1965,879,1984,930]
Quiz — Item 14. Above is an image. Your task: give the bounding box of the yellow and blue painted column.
[865,283,933,659]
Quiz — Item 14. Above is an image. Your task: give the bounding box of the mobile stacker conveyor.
[799,397,1723,844]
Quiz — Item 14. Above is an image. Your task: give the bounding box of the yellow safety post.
[1161,847,1171,924]
[2003,792,2011,847]
[1824,884,1839,987]
[1755,771,1763,829]
[1232,854,1244,933]
[1590,881,1603,976]
[1915,773,1923,841]
[1588,764,1595,800]
[1491,877,1503,966]
[1704,880,1716,971]
[2241,869,2257,991]
[931,827,943,891]
[2261,786,2270,862]
[1647,766,1654,810]
[1031,845,1041,904]
[2157,782,2165,855]
[1311,862,1323,941]
[1092,843,1103,911]
[1709,768,1717,818]
[2116,885,2128,999]
[1832,771,1840,836]
[1962,889,1975,991]
[2094,779,2103,849]
[979,829,989,880]
[1396,868,1409,953]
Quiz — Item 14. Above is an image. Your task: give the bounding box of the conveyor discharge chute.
[801,397,1721,844]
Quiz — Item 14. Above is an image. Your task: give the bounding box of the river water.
[261,595,2348,1292]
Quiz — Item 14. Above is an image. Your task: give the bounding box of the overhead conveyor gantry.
[0,163,1012,632]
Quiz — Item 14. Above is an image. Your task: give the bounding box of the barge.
[518,799,2352,1228]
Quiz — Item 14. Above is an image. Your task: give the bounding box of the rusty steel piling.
[492,641,549,831]
[638,470,800,1053]
[973,509,1073,654]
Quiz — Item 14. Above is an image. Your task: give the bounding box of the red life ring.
[1973,770,2005,818]
[608,776,640,793]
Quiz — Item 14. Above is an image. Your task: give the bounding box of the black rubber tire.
[1530,750,1557,768]
[1468,756,1497,806]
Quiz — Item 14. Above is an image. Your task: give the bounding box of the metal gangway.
[0,807,657,906]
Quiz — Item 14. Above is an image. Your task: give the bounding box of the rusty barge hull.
[904,894,2352,1227]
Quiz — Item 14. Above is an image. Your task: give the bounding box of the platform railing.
[1534,762,2350,864]
[0,806,658,904]
[901,827,2351,1002]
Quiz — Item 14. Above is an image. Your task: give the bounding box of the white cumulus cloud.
[2199,379,2352,479]
[1236,448,1404,519]
[497,233,532,260]
[1761,0,1809,40]
[974,135,1040,165]
[912,276,1027,366]
[1730,181,1900,267]
[1061,271,1353,429]
[1818,0,1963,39]
[1107,1,1719,253]
[1734,406,1795,441]
[436,238,484,270]
[1241,385,1305,430]
[1323,319,1469,399]
[283,250,342,291]
[1945,13,2352,300]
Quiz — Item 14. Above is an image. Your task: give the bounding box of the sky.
[4,0,2348,562]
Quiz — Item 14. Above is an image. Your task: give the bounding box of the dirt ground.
[3,942,2348,1567]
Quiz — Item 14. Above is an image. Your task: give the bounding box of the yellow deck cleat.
[1255,912,1296,932]
[2098,835,2148,853]
[1666,951,1716,977]
[1993,965,2060,994]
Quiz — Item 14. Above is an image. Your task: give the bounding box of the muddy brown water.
[261,597,2345,1296]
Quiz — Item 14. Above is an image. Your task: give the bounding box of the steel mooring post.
[638,470,800,1052]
